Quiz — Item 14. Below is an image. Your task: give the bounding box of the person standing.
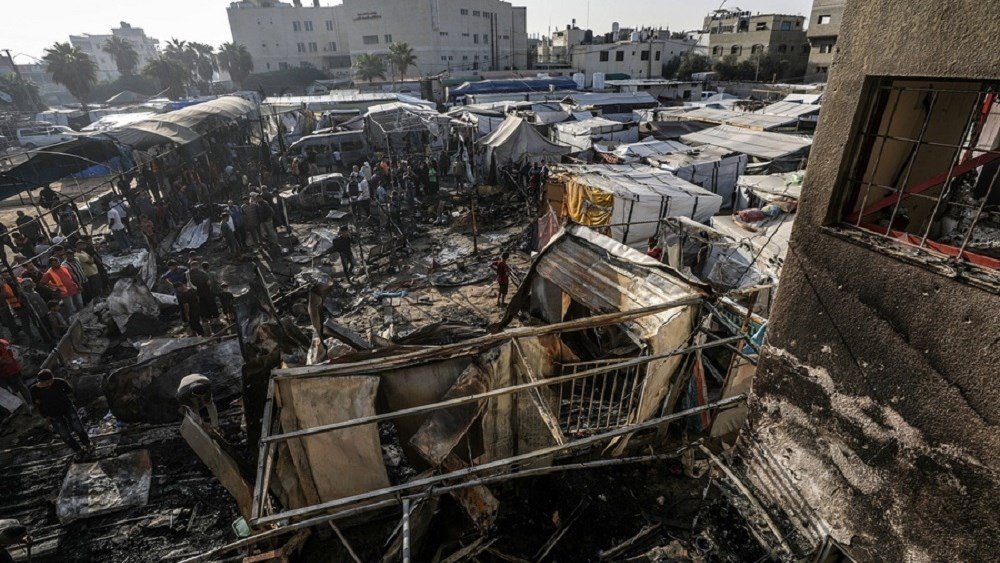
[107,203,131,252]
[490,252,511,307]
[1,274,34,341]
[74,242,101,302]
[186,263,219,322]
[0,339,31,412]
[331,226,355,283]
[174,282,204,336]
[46,300,68,339]
[41,257,79,316]
[176,373,219,428]
[14,211,41,243]
[18,280,52,345]
[30,370,93,459]
[220,211,240,255]
[254,195,279,246]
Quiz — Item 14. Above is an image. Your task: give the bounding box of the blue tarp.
[448,77,579,101]
[0,137,134,200]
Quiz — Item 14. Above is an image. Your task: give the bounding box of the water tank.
[572,73,586,90]
[593,72,605,91]
[612,22,620,37]
[630,30,640,42]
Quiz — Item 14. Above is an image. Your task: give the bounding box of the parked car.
[281,173,348,210]
[16,125,80,149]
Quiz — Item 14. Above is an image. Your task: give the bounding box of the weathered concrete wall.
[741,1,1000,561]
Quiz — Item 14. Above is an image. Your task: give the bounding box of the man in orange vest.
[0,273,36,341]
[41,257,80,316]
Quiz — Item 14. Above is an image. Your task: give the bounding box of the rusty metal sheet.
[441,455,499,531]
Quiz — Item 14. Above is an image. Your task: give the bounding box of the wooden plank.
[180,414,254,520]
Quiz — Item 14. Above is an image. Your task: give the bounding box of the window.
[308,42,318,52]
[731,45,742,56]
[462,55,468,60]
[641,50,649,61]
[818,15,832,24]
[293,21,301,32]
[384,34,392,43]
[460,8,468,15]
[441,56,447,61]
[448,55,453,60]
[655,51,661,61]
[297,42,306,52]
[816,66,829,74]
[362,35,379,45]
[474,34,479,44]
[304,21,313,31]
[474,55,479,60]
[327,41,337,51]
[756,22,768,31]
[819,43,833,54]
[266,62,271,70]
[462,32,470,37]
[777,44,787,53]
[615,51,624,62]
[473,10,480,16]
[837,78,1000,274]
[279,62,290,70]
[484,34,489,44]
[326,20,333,31]
[751,44,764,55]
[712,46,723,56]
[440,31,448,36]
[781,21,792,31]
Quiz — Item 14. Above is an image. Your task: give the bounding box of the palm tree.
[42,42,97,106]
[143,56,189,99]
[388,42,418,81]
[102,36,139,76]
[218,42,254,89]
[187,42,217,93]
[354,53,387,84]
[163,38,196,78]
[0,74,46,112]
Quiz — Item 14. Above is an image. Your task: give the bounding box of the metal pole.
[401,498,411,563]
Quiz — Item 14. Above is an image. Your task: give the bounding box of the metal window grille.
[556,357,648,437]
[840,79,1000,269]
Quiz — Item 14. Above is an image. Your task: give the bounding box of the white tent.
[593,138,691,163]
[552,164,724,247]
[648,146,749,208]
[552,117,640,152]
[479,116,571,168]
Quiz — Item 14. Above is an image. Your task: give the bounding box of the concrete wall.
[228,2,350,72]
[741,0,1000,561]
[806,0,846,82]
[706,14,808,65]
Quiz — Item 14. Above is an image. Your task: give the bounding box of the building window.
[385,34,392,43]
[293,21,301,32]
[837,78,1000,273]
[819,43,833,54]
[362,35,379,45]
[448,56,453,60]
[266,62,271,70]
[460,8,468,15]
[279,62,290,70]
[816,66,829,74]
[473,10,480,16]
[756,22,768,31]
[484,34,489,44]
[731,45,742,56]
[441,56,447,61]
[297,42,306,52]
[308,42,318,52]
[440,31,448,36]
[462,55,468,60]
[304,21,313,31]
[615,51,624,62]
[751,44,764,54]
[712,46,723,56]
[641,50,650,61]
[327,41,337,51]
[781,21,792,31]
[818,15,832,24]
[777,44,787,53]
[655,51,661,61]
[599,51,610,62]
[326,20,334,31]
[474,34,479,44]
[462,32,470,37]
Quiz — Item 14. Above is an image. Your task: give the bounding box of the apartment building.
[704,10,808,66]
[569,37,699,80]
[738,0,1000,560]
[69,22,161,82]
[805,0,846,81]
[227,0,529,77]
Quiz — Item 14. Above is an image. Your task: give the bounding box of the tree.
[143,56,189,99]
[188,42,217,93]
[218,42,254,88]
[42,42,97,106]
[662,55,682,79]
[354,53,386,84]
[163,38,195,77]
[102,36,139,76]
[675,52,713,79]
[0,74,46,112]
[388,42,417,81]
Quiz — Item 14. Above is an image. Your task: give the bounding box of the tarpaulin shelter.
[593,139,690,164]
[0,136,133,199]
[479,116,571,171]
[545,163,724,247]
[551,117,639,152]
[104,96,258,150]
[680,125,812,172]
[648,145,749,208]
[448,77,578,102]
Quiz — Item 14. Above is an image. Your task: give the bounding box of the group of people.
[160,258,234,336]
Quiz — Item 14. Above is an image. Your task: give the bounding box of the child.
[46,300,68,339]
[490,252,511,307]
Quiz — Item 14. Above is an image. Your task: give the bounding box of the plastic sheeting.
[680,125,812,161]
[172,218,211,252]
[552,118,639,152]
[479,116,571,168]
[555,164,724,247]
[449,77,578,101]
[650,147,749,207]
[593,139,691,163]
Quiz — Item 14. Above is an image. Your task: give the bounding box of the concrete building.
[805,0,846,82]
[569,36,699,81]
[227,0,528,78]
[69,22,161,82]
[737,0,1000,560]
[704,10,808,66]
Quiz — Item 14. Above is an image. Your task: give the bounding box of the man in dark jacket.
[31,369,92,459]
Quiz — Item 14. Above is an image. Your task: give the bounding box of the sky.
[1,0,813,62]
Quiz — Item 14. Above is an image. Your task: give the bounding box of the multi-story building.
[805,0,846,82]
[569,35,700,81]
[704,10,808,67]
[736,0,1000,560]
[227,0,529,78]
[69,22,161,82]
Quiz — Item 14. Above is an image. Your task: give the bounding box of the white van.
[16,125,80,149]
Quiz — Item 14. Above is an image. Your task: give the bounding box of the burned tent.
[544,163,724,247]
[104,96,258,150]
[478,116,571,172]
[0,137,133,199]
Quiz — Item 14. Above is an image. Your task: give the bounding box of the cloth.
[30,379,75,417]
[75,252,99,277]
[107,208,126,231]
[737,208,767,222]
[0,341,20,380]
[177,373,211,399]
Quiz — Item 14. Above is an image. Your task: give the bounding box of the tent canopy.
[479,116,571,166]
[0,136,132,198]
[104,96,258,149]
[680,125,812,160]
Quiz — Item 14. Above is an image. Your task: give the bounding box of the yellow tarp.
[563,180,614,226]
